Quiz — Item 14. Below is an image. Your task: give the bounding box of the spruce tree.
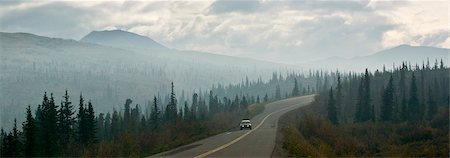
[34,101,44,156]
[399,64,408,121]
[427,87,437,120]
[96,113,105,141]
[124,99,132,128]
[77,94,88,146]
[11,119,20,157]
[183,101,190,120]
[110,109,120,138]
[209,91,217,115]
[336,73,342,121]
[0,128,6,156]
[355,78,364,122]
[43,93,58,156]
[275,84,281,99]
[354,69,373,122]
[57,90,75,151]
[23,106,35,157]
[86,101,96,144]
[327,87,338,125]
[408,73,420,121]
[381,75,394,122]
[165,82,178,122]
[150,96,160,131]
[191,93,198,119]
[104,113,112,140]
[292,78,299,96]
[264,93,268,102]
[241,95,248,109]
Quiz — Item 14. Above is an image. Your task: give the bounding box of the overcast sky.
[0,0,448,63]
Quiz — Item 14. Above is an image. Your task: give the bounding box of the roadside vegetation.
[1,69,322,157]
[280,60,449,157]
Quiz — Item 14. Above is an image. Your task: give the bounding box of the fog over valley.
[0,1,448,157]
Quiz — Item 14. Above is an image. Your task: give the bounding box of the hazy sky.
[0,0,448,63]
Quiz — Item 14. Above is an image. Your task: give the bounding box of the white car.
[240,119,252,130]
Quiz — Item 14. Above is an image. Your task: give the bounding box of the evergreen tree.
[191,93,198,119]
[292,78,299,96]
[327,87,338,125]
[165,82,178,121]
[381,75,394,122]
[275,84,281,99]
[355,78,364,122]
[96,113,105,141]
[11,119,21,157]
[57,90,75,150]
[86,100,96,144]
[399,64,408,121]
[241,95,248,109]
[427,87,437,120]
[408,73,420,121]
[209,91,217,114]
[123,99,132,128]
[336,73,342,121]
[34,101,44,156]
[150,96,160,131]
[77,94,88,146]
[23,105,35,157]
[0,128,6,156]
[43,93,58,156]
[355,69,373,122]
[183,101,190,120]
[110,109,120,138]
[264,93,268,102]
[104,113,111,140]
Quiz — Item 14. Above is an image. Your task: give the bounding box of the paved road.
[149,95,315,158]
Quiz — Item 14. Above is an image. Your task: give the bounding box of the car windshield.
[241,120,250,123]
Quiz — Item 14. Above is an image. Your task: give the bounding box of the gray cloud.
[0,0,446,64]
[286,0,371,13]
[206,0,262,14]
[0,2,91,39]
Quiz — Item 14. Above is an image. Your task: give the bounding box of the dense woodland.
[0,67,327,157]
[1,57,448,156]
[280,59,449,157]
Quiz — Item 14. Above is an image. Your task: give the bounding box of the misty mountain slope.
[299,45,449,71]
[79,30,282,68]
[0,32,285,129]
[80,30,168,50]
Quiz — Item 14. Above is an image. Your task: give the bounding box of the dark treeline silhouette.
[3,60,421,156]
[281,59,449,157]
[1,67,330,157]
[320,59,449,124]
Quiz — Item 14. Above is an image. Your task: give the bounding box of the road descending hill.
[149,95,315,157]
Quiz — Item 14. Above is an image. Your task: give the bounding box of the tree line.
[0,81,270,156]
[280,59,449,157]
[321,59,449,124]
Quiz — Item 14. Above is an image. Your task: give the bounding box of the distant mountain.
[80,30,167,50]
[299,45,449,71]
[0,31,283,129]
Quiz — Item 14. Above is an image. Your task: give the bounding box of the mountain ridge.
[80,30,167,50]
[299,44,449,71]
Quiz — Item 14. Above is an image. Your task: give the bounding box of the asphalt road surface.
[149,95,315,158]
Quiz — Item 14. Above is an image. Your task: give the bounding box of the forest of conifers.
[1,59,448,157]
[281,60,449,156]
[0,68,321,156]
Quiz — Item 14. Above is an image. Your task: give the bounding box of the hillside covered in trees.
[280,60,449,157]
[0,67,333,157]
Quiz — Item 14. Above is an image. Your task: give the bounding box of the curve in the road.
[194,102,302,158]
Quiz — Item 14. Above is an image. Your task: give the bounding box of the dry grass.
[279,101,449,157]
